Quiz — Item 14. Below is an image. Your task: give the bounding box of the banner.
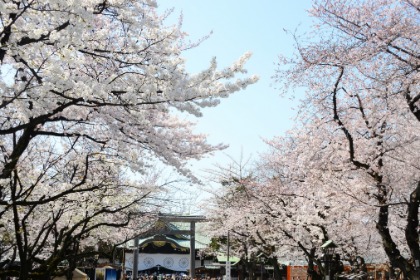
[125,253,190,272]
[105,268,117,280]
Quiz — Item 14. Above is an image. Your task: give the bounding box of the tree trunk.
[246,260,257,280]
[270,256,282,280]
[405,182,420,280]
[307,248,323,280]
[376,201,420,280]
[18,261,31,280]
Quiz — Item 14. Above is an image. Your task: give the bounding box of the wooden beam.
[158,214,207,223]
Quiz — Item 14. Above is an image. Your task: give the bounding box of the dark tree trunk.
[376,182,420,280]
[270,256,282,280]
[307,248,323,280]
[406,182,420,277]
[246,260,257,280]
[403,182,420,280]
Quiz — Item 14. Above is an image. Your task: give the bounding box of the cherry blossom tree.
[258,132,387,279]
[204,162,274,280]
[0,0,257,278]
[208,1,419,279]
[206,142,384,280]
[274,0,419,278]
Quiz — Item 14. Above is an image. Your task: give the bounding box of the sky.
[156,1,313,195]
[0,1,315,214]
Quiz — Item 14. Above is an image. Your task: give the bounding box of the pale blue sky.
[157,1,313,185]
